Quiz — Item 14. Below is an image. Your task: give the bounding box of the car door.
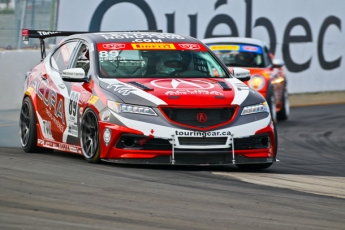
[64,41,93,148]
[46,40,79,145]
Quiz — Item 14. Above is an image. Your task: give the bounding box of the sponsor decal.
[44,141,53,147]
[59,143,69,150]
[103,128,111,146]
[209,44,263,54]
[69,146,78,153]
[100,33,185,40]
[88,96,99,105]
[210,45,240,51]
[102,43,126,49]
[68,124,78,137]
[178,44,201,50]
[151,79,214,90]
[131,43,175,50]
[37,139,44,145]
[37,31,59,36]
[46,108,64,132]
[165,90,223,96]
[243,45,259,52]
[175,130,232,137]
[30,73,65,125]
[132,38,163,43]
[106,83,136,96]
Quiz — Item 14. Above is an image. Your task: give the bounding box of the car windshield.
[97,42,228,78]
[207,43,264,68]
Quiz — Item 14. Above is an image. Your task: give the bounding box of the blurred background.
[0,0,58,50]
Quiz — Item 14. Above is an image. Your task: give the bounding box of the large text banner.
[57,0,345,93]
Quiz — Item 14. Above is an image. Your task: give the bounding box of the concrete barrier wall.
[0,50,41,110]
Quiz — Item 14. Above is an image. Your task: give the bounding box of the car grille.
[161,107,236,128]
[178,137,228,146]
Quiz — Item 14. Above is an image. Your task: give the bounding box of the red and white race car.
[202,37,289,122]
[19,29,277,170]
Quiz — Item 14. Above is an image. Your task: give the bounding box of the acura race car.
[20,29,277,170]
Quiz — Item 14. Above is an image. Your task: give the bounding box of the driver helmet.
[236,52,255,65]
[156,52,184,75]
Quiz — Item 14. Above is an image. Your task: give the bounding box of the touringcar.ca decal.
[175,130,232,137]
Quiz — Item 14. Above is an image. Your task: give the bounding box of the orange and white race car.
[202,37,289,122]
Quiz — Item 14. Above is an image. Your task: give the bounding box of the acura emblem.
[196,113,208,123]
[151,79,214,89]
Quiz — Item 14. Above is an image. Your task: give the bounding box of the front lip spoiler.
[102,150,279,165]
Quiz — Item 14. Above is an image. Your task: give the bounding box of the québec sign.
[58,0,345,93]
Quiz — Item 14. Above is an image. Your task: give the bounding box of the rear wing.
[22,29,89,60]
[22,28,163,60]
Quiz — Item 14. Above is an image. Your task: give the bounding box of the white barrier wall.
[57,0,345,93]
[0,50,41,110]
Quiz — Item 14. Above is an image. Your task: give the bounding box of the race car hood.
[99,78,250,107]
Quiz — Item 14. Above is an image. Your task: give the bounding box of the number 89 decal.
[68,91,80,122]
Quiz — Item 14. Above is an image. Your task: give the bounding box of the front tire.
[266,87,277,123]
[20,97,42,153]
[277,88,290,120]
[236,122,278,171]
[81,109,101,163]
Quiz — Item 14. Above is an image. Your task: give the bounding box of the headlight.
[107,100,157,116]
[241,102,269,115]
[249,74,265,91]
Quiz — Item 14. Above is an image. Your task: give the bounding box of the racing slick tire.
[277,87,290,121]
[20,97,46,153]
[81,108,101,163]
[266,86,277,123]
[236,122,278,171]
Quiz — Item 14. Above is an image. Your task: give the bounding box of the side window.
[71,43,90,74]
[263,46,273,67]
[51,41,78,71]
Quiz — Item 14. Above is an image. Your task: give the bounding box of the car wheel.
[81,108,101,163]
[277,88,290,120]
[266,87,277,123]
[20,97,43,153]
[236,122,278,171]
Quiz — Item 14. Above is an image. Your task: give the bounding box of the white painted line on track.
[213,172,345,199]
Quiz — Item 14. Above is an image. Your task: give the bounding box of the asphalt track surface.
[0,104,344,230]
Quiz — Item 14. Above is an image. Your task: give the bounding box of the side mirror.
[62,68,88,82]
[272,58,285,68]
[232,67,251,81]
